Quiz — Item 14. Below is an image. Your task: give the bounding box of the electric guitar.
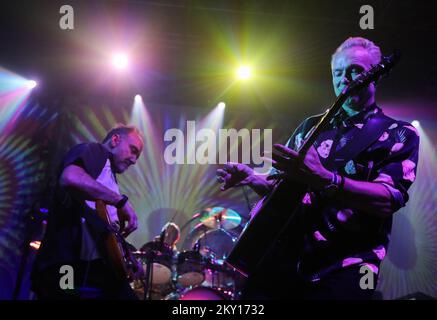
[95,200,139,281]
[225,52,401,277]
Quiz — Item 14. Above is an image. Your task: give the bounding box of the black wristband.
[338,175,345,192]
[115,194,128,209]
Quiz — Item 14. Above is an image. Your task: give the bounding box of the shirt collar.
[331,104,380,129]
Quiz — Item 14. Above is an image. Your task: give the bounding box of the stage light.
[135,94,142,102]
[218,102,226,110]
[236,66,252,80]
[112,53,129,70]
[29,241,41,250]
[26,80,37,89]
[412,120,420,128]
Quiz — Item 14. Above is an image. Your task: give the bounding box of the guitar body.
[226,180,307,276]
[95,200,136,282]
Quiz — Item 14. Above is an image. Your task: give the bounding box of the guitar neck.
[298,93,348,156]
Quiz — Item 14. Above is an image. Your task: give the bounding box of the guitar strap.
[324,112,394,175]
[279,113,394,271]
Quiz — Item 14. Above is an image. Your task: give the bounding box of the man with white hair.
[218,37,420,299]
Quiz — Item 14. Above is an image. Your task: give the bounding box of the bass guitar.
[95,200,139,282]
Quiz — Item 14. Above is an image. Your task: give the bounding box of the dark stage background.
[0,0,436,299]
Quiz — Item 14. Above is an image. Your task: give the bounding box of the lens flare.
[112,53,129,70]
[0,67,36,135]
[26,80,37,89]
[236,66,252,80]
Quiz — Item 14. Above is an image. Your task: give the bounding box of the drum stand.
[142,251,155,300]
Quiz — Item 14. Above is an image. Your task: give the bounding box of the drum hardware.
[143,250,153,300]
[136,238,174,300]
[176,249,206,287]
[138,207,245,300]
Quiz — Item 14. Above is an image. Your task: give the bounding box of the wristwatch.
[115,194,129,209]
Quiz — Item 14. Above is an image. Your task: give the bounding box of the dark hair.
[102,124,142,143]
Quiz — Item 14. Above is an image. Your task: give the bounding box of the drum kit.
[131,207,245,300]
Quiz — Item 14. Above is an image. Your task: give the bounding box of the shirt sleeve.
[373,123,420,208]
[62,143,108,179]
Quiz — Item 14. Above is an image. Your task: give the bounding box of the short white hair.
[331,37,382,66]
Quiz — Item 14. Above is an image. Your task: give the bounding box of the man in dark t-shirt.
[31,124,144,299]
[217,37,419,299]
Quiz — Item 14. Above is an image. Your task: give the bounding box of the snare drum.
[176,250,206,287]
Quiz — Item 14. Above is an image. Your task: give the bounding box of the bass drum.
[139,241,174,285]
[164,286,231,300]
[176,250,206,287]
[180,286,228,300]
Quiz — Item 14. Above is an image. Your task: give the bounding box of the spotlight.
[26,80,37,89]
[134,94,142,102]
[29,241,41,250]
[218,102,226,110]
[236,66,252,80]
[112,53,129,70]
[412,120,420,128]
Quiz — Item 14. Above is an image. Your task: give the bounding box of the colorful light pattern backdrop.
[0,68,58,298]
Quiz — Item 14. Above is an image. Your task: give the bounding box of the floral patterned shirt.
[285,105,420,282]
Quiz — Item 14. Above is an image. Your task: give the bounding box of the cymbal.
[198,207,241,230]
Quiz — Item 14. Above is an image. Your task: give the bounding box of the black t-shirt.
[32,143,116,275]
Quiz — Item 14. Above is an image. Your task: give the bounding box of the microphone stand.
[143,229,166,300]
[142,230,161,301]
[13,204,48,300]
